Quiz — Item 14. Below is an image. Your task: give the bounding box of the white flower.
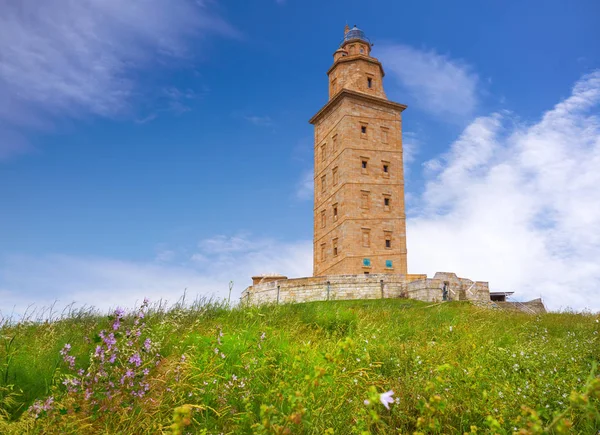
[449,326,453,332]
[364,399,370,405]
[380,390,394,410]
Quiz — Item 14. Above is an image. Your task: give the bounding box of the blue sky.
[1,0,600,315]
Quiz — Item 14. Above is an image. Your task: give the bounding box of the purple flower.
[114,307,125,319]
[144,338,152,351]
[129,353,142,367]
[103,333,117,347]
[112,319,121,331]
[143,368,150,376]
[42,396,54,411]
[379,390,395,410]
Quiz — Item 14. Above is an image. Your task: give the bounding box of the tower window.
[367,77,372,88]
[384,231,392,249]
[321,143,326,162]
[321,210,326,228]
[361,126,367,134]
[332,166,339,185]
[321,175,326,193]
[383,164,389,173]
[384,197,390,207]
[385,260,393,269]
[332,134,338,153]
[333,238,338,256]
[362,160,367,169]
[363,258,371,267]
[333,204,338,221]
[321,243,326,262]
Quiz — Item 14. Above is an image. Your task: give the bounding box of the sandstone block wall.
[241,272,489,306]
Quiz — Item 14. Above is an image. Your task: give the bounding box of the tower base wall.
[241,272,489,305]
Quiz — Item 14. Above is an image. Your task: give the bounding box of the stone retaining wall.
[241,272,490,305]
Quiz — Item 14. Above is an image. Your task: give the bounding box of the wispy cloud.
[0,234,312,317]
[408,71,600,311]
[243,115,274,127]
[295,170,314,201]
[378,44,479,120]
[0,0,236,160]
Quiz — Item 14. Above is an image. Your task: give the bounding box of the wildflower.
[364,399,370,405]
[260,332,266,341]
[144,338,152,351]
[220,353,226,359]
[129,353,142,367]
[449,326,453,332]
[380,390,394,409]
[42,396,54,411]
[114,307,125,319]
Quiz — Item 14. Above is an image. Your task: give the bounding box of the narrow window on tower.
[332,166,339,186]
[332,134,338,153]
[331,78,337,93]
[321,174,326,193]
[362,228,371,248]
[384,231,392,249]
[321,210,326,228]
[361,156,369,174]
[360,122,368,139]
[360,190,370,209]
[321,143,326,162]
[383,194,391,211]
[367,77,372,88]
[333,238,339,256]
[333,204,338,221]
[382,160,390,178]
[320,243,326,262]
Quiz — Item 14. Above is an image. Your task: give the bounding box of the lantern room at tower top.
[328,25,386,100]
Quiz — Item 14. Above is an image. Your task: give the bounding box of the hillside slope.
[1,299,599,434]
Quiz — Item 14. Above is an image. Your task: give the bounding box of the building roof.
[341,26,371,46]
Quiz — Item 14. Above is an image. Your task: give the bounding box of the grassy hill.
[1,298,599,434]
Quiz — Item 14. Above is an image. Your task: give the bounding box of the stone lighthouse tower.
[309,25,408,277]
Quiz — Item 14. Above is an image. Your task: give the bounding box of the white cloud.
[408,71,600,312]
[0,0,235,159]
[243,115,274,127]
[296,170,314,201]
[0,234,312,319]
[378,44,479,120]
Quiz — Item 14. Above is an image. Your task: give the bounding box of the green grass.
[0,298,599,434]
